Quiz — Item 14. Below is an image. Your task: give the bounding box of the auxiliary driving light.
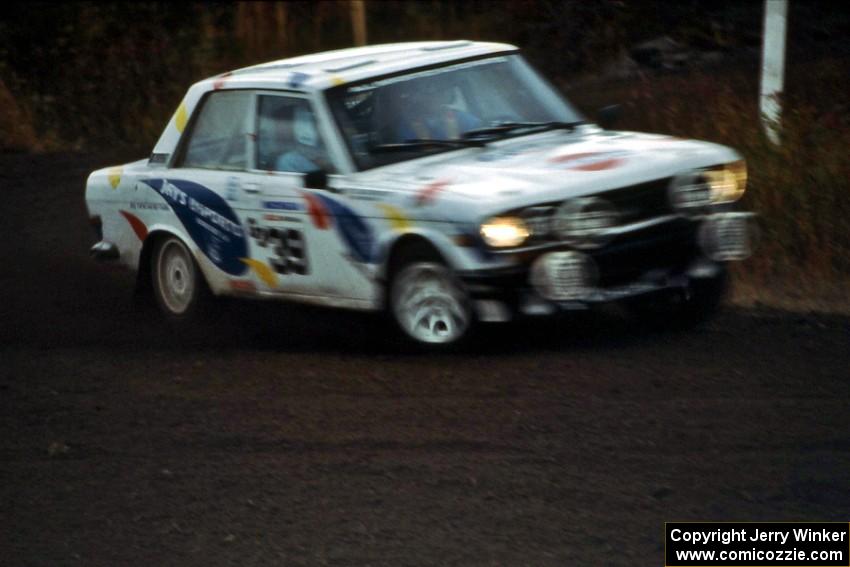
[530,251,598,301]
[698,213,756,261]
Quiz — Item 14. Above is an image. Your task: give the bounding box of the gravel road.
[1,152,848,566]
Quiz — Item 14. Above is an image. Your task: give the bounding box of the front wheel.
[151,236,210,322]
[389,261,473,346]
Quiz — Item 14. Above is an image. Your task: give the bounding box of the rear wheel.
[151,236,210,322]
[389,261,473,346]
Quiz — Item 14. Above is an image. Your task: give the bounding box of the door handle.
[241,182,261,194]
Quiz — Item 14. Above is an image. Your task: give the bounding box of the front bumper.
[458,212,753,318]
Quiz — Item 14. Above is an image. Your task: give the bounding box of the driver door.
[239,93,367,300]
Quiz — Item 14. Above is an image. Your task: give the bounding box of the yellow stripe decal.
[174,102,188,133]
[239,258,277,287]
[377,204,412,232]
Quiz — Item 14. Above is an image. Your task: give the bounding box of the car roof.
[206,40,518,92]
[151,41,518,161]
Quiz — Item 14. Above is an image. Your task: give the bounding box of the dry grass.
[0,79,39,152]
[567,58,850,313]
[1,2,846,311]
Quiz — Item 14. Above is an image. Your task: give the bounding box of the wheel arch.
[382,233,447,282]
[135,228,211,296]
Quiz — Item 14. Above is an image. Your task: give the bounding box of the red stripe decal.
[415,179,450,207]
[301,192,330,230]
[213,72,233,90]
[119,210,148,241]
[548,152,625,171]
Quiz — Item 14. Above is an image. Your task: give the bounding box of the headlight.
[552,197,618,248]
[480,216,530,248]
[705,160,747,203]
[669,160,747,214]
[669,171,713,212]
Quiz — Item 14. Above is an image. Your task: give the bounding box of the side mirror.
[596,104,622,130]
[304,169,328,190]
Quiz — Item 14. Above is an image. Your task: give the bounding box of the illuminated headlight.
[480,216,530,248]
[704,160,747,203]
[552,197,618,248]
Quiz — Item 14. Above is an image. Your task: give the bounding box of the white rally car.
[85,40,754,346]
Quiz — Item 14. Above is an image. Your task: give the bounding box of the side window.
[181,91,252,170]
[256,95,334,173]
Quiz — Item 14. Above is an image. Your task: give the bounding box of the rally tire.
[151,236,211,323]
[388,260,474,348]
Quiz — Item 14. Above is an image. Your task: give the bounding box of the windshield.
[326,54,584,170]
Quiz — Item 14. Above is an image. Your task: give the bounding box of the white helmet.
[293,106,318,147]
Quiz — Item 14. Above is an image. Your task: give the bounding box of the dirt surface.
[2,152,849,566]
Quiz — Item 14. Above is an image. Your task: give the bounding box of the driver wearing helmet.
[395,76,481,142]
[275,104,331,173]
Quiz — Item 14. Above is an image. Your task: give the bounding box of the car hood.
[354,127,740,218]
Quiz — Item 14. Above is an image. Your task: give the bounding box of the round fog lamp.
[531,251,598,301]
[698,213,755,261]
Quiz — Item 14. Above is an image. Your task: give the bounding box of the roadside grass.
[566,58,850,313]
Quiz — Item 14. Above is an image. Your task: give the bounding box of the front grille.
[590,217,698,287]
[521,177,674,243]
[601,177,673,224]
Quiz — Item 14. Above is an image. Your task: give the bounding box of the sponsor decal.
[225,176,240,201]
[246,218,310,276]
[476,148,522,162]
[310,193,375,263]
[129,201,168,211]
[229,279,257,293]
[301,192,331,229]
[377,204,412,232]
[342,187,391,201]
[107,166,123,189]
[141,178,248,276]
[263,213,300,222]
[173,102,188,133]
[548,150,631,171]
[212,71,233,90]
[149,153,169,165]
[119,210,148,241]
[287,71,311,89]
[413,179,451,207]
[239,258,278,287]
[263,200,302,211]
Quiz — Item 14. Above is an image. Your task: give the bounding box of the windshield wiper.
[369,138,486,153]
[461,120,585,139]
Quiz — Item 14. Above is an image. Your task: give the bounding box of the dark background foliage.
[1,0,848,306]
[1,1,846,151]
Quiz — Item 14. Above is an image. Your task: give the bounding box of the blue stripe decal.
[141,178,248,276]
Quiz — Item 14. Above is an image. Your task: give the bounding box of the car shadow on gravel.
[117,295,685,356]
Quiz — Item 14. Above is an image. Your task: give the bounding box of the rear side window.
[180,91,253,170]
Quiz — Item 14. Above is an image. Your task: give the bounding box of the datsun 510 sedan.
[85,40,755,346]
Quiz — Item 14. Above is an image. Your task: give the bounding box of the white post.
[760,0,789,145]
